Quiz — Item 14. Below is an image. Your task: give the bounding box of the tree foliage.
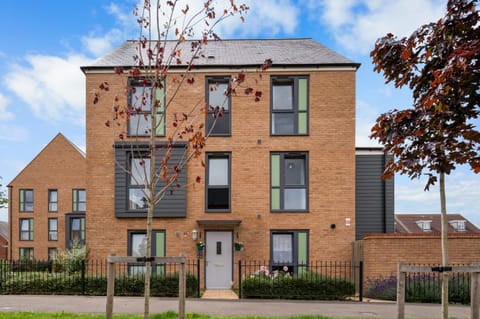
[0,177,7,209]
[370,2,479,318]
[370,0,480,189]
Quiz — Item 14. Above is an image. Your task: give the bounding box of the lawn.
[0,311,357,319]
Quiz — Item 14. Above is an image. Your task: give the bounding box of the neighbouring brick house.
[7,133,86,260]
[0,221,8,259]
[81,38,361,289]
[395,213,480,234]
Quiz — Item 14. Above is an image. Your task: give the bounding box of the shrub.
[364,274,471,304]
[364,275,397,300]
[53,242,88,274]
[0,271,198,297]
[241,267,354,300]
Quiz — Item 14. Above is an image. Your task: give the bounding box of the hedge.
[241,273,355,300]
[0,272,198,297]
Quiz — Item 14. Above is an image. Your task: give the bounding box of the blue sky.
[0,0,478,226]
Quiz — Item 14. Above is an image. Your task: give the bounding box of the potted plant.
[196,241,205,258]
[234,242,244,252]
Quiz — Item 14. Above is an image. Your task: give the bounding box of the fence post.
[106,255,116,319]
[472,271,480,319]
[397,262,405,319]
[359,261,363,302]
[197,258,200,298]
[178,258,186,319]
[81,260,86,295]
[238,259,242,299]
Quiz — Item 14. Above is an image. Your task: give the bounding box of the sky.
[0,0,478,226]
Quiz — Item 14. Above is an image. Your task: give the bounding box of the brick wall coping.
[363,233,480,240]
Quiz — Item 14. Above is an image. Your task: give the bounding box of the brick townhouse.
[7,133,86,260]
[81,38,362,289]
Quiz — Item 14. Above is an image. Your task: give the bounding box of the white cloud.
[216,0,300,37]
[395,168,480,226]
[4,54,93,126]
[0,93,14,121]
[82,29,123,57]
[0,123,28,142]
[308,0,445,54]
[109,0,300,41]
[356,100,382,147]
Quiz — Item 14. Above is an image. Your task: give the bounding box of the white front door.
[205,231,232,289]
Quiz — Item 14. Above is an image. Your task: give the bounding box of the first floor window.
[48,189,58,212]
[19,189,34,212]
[70,217,85,247]
[48,218,58,241]
[20,218,33,241]
[128,230,165,275]
[271,152,308,211]
[129,154,151,210]
[206,153,230,211]
[72,189,86,212]
[19,248,34,260]
[271,230,308,274]
[48,248,58,261]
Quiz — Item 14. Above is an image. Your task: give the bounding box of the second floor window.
[48,190,58,212]
[129,154,150,210]
[72,189,86,212]
[48,218,58,241]
[128,79,165,137]
[271,76,309,135]
[271,152,308,211]
[206,77,231,136]
[206,153,231,211]
[19,189,34,212]
[20,218,34,241]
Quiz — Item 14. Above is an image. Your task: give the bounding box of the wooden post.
[397,262,405,319]
[472,271,480,319]
[106,254,116,319]
[178,258,186,319]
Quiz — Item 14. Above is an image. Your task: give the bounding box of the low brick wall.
[362,233,480,280]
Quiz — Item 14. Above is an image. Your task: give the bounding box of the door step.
[201,289,238,299]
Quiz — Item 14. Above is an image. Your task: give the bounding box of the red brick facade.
[84,67,357,274]
[362,233,480,280]
[8,134,86,260]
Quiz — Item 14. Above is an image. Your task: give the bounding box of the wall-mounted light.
[191,229,198,241]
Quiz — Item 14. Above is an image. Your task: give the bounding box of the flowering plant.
[196,241,205,250]
[250,265,291,280]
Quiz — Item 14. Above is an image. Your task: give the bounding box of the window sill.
[270,210,309,213]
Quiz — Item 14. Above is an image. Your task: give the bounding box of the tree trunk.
[144,104,157,319]
[440,172,448,319]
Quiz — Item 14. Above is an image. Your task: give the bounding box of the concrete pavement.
[0,295,472,319]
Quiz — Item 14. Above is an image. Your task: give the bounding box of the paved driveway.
[0,295,472,319]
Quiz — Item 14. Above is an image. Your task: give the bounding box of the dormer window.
[449,220,466,232]
[417,220,432,232]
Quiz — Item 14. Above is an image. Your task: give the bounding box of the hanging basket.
[234,242,244,252]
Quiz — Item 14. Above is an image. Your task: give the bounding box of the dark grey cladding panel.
[355,153,394,240]
[114,142,187,218]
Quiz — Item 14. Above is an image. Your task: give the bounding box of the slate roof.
[82,38,359,71]
[395,214,480,234]
[0,221,8,240]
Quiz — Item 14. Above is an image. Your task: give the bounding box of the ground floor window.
[128,230,165,275]
[19,247,34,260]
[48,248,58,261]
[270,230,308,274]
